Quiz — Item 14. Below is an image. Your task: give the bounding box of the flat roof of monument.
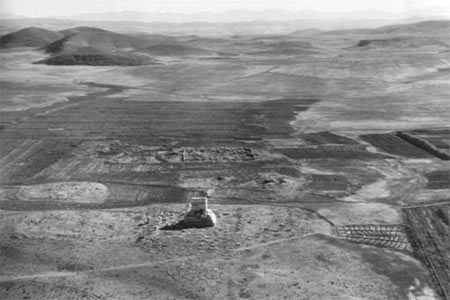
[190,196,208,202]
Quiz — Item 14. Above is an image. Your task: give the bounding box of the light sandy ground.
[0,204,437,300]
[16,182,109,203]
[318,202,402,225]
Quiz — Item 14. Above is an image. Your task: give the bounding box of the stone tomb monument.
[161,196,217,230]
[183,197,217,228]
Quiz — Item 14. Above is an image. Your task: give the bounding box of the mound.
[0,27,63,48]
[356,37,449,50]
[322,20,450,36]
[58,26,105,37]
[136,42,215,57]
[41,35,75,54]
[34,47,150,66]
[42,26,152,55]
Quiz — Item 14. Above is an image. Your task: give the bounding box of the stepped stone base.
[161,197,216,230]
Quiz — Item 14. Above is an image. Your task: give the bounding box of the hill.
[34,47,151,66]
[320,20,450,36]
[42,26,153,55]
[370,20,450,35]
[0,27,63,48]
[355,37,449,51]
[31,26,166,66]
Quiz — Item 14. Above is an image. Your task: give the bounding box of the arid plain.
[0,20,449,299]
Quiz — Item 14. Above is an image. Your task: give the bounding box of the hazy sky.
[1,0,449,17]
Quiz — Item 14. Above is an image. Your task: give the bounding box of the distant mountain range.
[1,20,449,66]
[2,17,450,37]
[308,20,450,36]
[1,7,449,36]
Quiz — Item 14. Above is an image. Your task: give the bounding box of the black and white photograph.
[0,0,449,299]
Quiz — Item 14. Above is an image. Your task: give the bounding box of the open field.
[406,129,450,152]
[1,19,450,299]
[398,129,450,160]
[402,202,450,299]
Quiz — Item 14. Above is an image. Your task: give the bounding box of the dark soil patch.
[360,133,433,158]
[0,244,23,261]
[306,174,350,191]
[0,98,317,145]
[396,131,450,160]
[136,42,214,56]
[275,167,301,177]
[34,48,150,66]
[425,170,450,189]
[298,131,359,145]
[1,140,81,185]
[277,145,390,160]
[0,185,185,211]
[402,203,450,299]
